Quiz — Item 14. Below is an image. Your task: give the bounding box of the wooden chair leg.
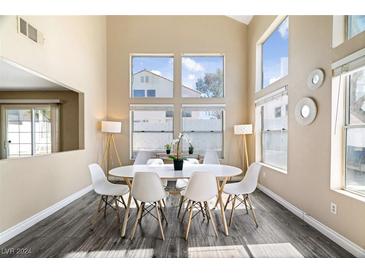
[97,196,104,212]
[228,195,236,227]
[247,195,258,227]
[155,202,165,241]
[185,201,194,240]
[133,198,140,211]
[131,202,144,240]
[104,196,108,217]
[138,203,145,224]
[243,194,249,214]
[91,196,103,229]
[162,199,166,207]
[177,195,185,218]
[119,195,127,209]
[158,200,168,224]
[199,202,206,219]
[205,202,218,237]
[181,200,192,222]
[224,195,232,210]
[114,197,121,233]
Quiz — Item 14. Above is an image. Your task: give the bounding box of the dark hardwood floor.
[0,186,353,258]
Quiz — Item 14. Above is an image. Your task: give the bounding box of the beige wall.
[0,16,107,232]
[0,90,82,153]
[107,16,248,168]
[247,16,365,249]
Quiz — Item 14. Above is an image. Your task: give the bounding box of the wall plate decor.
[295,97,317,126]
[307,68,325,90]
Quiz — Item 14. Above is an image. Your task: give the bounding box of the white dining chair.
[88,163,129,233]
[176,158,200,218]
[203,150,220,165]
[223,163,262,227]
[181,172,218,240]
[130,172,168,241]
[146,158,164,165]
[134,151,155,165]
[147,158,168,193]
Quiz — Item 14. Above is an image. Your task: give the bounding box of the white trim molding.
[258,184,365,258]
[0,185,92,245]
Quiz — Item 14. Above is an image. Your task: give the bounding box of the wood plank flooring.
[0,187,353,258]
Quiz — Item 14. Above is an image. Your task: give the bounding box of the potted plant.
[188,143,194,155]
[164,143,171,155]
[169,133,186,170]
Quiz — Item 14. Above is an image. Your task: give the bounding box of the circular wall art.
[295,97,317,126]
[307,68,325,90]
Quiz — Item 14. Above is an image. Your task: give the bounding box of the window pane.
[262,130,288,170]
[261,93,288,170]
[131,56,174,98]
[34,107,52,155]
[132,108,173,157]
[181,56,224,98]
[182,108,224,156]
[262,95,288,131]
[262,17,289,88]
[347,15,365,39]
[345,128,365,195]
[349,68,365,125]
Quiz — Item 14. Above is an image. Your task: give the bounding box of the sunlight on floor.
[188,245,249,258]
[64,248,154,258]
[247,243,303,258]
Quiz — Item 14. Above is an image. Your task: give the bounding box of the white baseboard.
[0,185,92,245]
[258,184,365,258]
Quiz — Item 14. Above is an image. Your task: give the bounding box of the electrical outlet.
[330,202,337,215]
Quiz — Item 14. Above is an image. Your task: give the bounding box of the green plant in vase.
[168,133,187,170]
[164,143,171,155]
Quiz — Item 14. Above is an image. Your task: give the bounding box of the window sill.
[258,162,287,175]
[332,188,365,203]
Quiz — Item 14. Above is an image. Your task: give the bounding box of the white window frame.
[181,53,225,98]
[0,103,60,159]
[255,86,288,173]
[255,16,288,92]
[129,54,174,99]
[331,49,365,197]
[129,104,174,159]
[332,16,365,48]
[180,104,225,158]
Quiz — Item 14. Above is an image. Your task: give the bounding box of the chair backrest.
[203,151,220,165]
[134,151,155,165]
[184,158,200,165]
[240,163,262,193]
[88,163,107,193]
[184,172,217,202]
[131,172,166,202]
[146,158,164,165]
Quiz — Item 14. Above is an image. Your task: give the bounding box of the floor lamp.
[102,121,122,172]
[234,124,253,171]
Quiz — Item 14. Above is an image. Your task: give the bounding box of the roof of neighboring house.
[133,69,202,95]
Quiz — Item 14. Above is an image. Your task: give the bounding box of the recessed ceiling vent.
[17,16,44,45]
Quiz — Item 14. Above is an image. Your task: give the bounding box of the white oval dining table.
[109,164,242,237]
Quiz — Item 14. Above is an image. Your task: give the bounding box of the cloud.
[151,70,161,76]
[188,74,196,80]
[278,18,288,39]
[182,57,204,72]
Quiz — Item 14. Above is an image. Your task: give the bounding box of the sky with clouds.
[132,55,223,90]
[262,17,289,87]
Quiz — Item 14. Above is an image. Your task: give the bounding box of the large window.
[131,55,174,98]
[1,105,59,158]
[181,105,224,157]
[256,89,288,171]
[181,55,224,98]
[130,105,174,158]
[259,17,289,90]
[347,15,365,40]
[344,67,365,195]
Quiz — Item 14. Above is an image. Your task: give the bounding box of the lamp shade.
[101,121,122,133]
[234,124,253,135]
